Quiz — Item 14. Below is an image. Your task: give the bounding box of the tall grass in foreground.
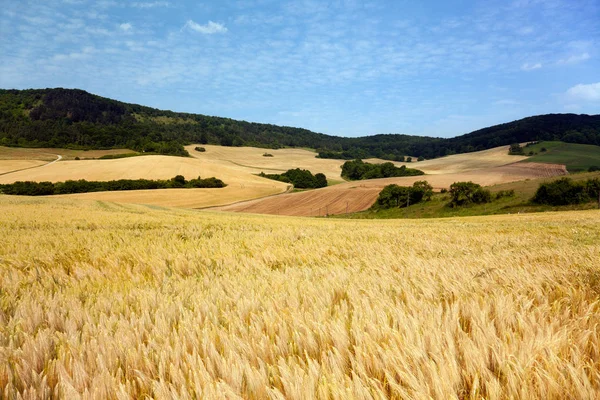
[0,196,599,399]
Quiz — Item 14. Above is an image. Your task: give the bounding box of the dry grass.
[1,196,599,399]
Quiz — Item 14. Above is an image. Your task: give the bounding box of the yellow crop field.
[1,196,599,399]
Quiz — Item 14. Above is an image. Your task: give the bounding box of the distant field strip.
[0,197,599,398]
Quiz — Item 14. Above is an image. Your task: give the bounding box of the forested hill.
[1,88,599,159]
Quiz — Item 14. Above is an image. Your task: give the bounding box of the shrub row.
[532,177,600,205]
[0,175,226,196]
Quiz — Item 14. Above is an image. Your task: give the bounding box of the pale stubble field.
[1,196,599,399]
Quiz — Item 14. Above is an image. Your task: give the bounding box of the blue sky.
[1,0,599,138]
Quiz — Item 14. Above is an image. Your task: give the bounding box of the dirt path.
[0,155,62,177]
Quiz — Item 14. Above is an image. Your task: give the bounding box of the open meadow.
[1,196,599,399]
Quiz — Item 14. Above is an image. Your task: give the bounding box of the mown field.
[1,196,599,399]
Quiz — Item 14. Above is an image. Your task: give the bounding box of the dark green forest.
[1,88,599,159]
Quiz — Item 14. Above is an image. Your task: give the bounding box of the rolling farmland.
[219,161,568,216]
[1,196,599,398]
[0,144,570,213]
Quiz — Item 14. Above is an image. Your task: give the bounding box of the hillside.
[1,88,599,160]
[518,141,600,172]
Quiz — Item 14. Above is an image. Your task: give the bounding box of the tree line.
[1,88,599,160]
[0,175,226,196]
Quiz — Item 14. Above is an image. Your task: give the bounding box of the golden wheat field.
[1,196,599,399]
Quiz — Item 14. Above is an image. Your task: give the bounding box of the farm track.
[0,155,61,177]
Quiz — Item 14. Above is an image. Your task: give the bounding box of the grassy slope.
[1,196,599,398]
[520,141,600,172]
[342,171,600,219]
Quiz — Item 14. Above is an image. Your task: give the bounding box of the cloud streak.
[184,20,227,34]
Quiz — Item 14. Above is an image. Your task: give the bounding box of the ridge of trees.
[1,88,599,159]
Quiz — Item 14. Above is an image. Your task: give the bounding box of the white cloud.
[566,82,600,102]
[521,62,541,71]
[131,1,170,8]
[558,52,590,65]
[119,23,132,32]
[184,20,228,34]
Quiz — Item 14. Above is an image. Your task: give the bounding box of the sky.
[1,0,599,138]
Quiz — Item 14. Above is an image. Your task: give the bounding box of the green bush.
[531,177,595,205]
[449,181,492,207]
[194,146,206,152]
[373,181,433,209]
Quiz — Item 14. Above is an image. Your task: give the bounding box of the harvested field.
[186,145,345,180]
[1,196,599,398]
[218,162,568,216]
[366,145,529,174]
[0,155,289,208]
[56,184,288,209]
[0,155,255,184]
[0,160,47,175]
[0,146,134,161]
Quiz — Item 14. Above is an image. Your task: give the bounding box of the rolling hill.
[1,88,599,160]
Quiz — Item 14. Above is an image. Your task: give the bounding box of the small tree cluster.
[194,147,206,152]
[341,159,424,180]
[532,177,600,206]
[508,143,524,155]
[259,169,327,189]
[373,181,433,209]
[448,181,492,207]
